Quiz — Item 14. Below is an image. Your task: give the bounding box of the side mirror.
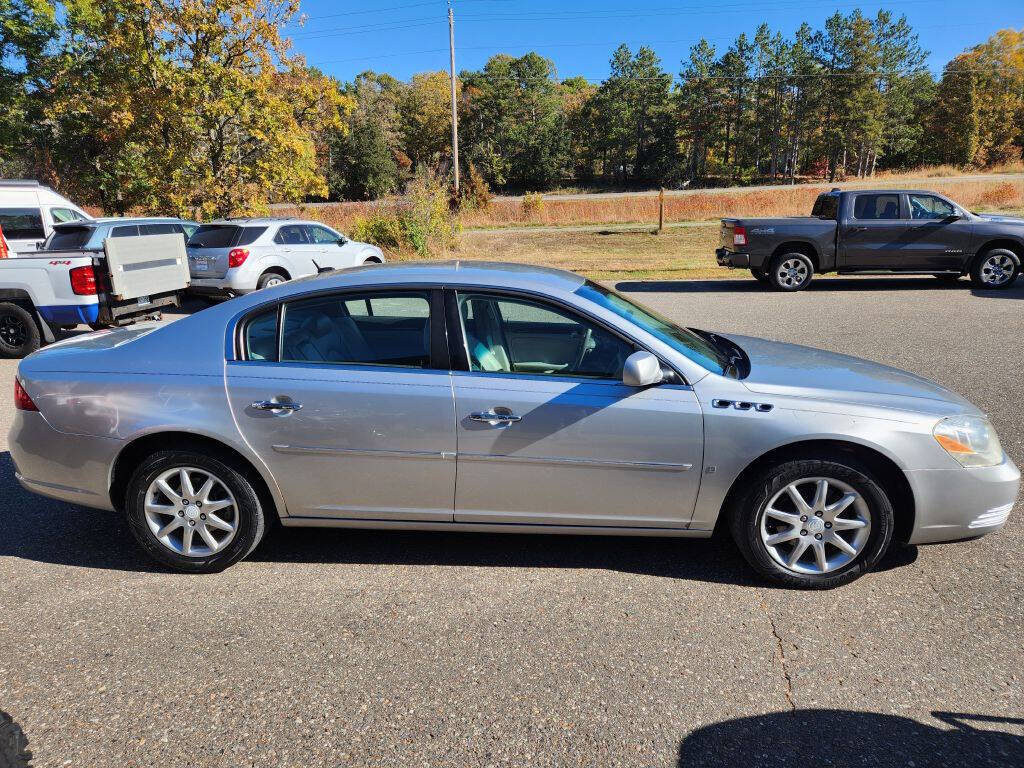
[337,236,348,246]
[622,351,664,387]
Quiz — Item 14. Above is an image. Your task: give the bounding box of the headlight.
[933,415,1004,467]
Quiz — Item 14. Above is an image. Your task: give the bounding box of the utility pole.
[448,3,459,196]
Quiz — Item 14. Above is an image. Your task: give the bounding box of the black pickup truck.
[716,188,1024,290]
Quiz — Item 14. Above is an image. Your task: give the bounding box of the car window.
[43,226,94,250]
[141,223,176,235]
[110,224,140,237]
[50,207,87,224]
[0,208,45,240]
[909,194,956,220]
[811,194,839,220]
[274,224,309,245]
[235,226,266,246]
[457,292,634,379]
[308,225,341,244]
[181,222,199,238]
[852,194,901,220]
[279,292,431,368]
[244,307,279,361]
[188,225,239,248]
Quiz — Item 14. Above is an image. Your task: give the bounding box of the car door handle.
[469,409,522,426]
[251,400,302,412]
[848,226,868,233]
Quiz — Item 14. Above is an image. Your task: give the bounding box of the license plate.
[137,295,150,305]
[195,261,208,271]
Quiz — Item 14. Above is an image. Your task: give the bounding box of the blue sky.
[287,0,1022,83]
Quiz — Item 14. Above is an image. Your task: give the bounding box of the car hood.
[974,213,1024,226]
[725,334,976,415]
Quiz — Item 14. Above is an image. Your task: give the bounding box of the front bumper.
[905,455,1020,544]
[716,248,750,268]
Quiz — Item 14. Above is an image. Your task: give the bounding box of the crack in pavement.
[760,599,796,713]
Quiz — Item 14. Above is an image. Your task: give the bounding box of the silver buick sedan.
[9,262,1019,588]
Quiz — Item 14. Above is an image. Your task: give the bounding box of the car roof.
[202,218,325,226]
[53,217,194,229]
[252,261,586,301]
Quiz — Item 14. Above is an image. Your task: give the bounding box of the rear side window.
[188,225,239,248]
[43,226,94,250]
[141,223,176,235]
[812,194,839,220]
[0,208,45,239]
[853,194,901,220]
[274,225,309,245]
[279,292,431,368]
[244,307,279,361]
[235,226,267,246]
[110,225,140,237]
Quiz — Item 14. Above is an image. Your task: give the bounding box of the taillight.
[70,265,97,295]
[0,224,8,259]
[228,248,249,268]
[733,226,748,247]
[14,378,38,411]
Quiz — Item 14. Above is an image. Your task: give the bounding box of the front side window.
[575,282,731,376]
[853,194,901,220]
[308,225,341,244]
[457,293,634,379]
[909,194,956,220]
[0,208,45,240]
[280,292,431,367]
[50,207,87,224]
[141,223,176,235]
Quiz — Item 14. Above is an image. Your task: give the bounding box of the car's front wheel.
[970,248,1020,289]
[125,450,268,573]
[768,253,814,291]
[729,458,894,588]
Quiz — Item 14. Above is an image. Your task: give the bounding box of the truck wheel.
[0,302,41,359]
[970,248,1020,289]
[751,268,769,283]
[769,253,814,292]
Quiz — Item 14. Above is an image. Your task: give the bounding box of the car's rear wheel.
[257,271,288,290]
[729,458,894,589]
[125,450,267,573]
[768,253,814,291]
[0,302,41,359]
[970,248,1020,289]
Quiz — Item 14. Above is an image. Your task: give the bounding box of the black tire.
[751,267,769,283]
[970,248,1020,289]
[0,710,32,768]
[767,252,815,292]
[0,302,41,359]
[257,271,289,290]
[125,449,268,573]
[728,457,894,589]
[87,322,108,331]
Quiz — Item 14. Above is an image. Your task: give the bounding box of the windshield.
[575,281,732,375]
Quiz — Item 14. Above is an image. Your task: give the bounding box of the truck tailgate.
[104,233,190,300]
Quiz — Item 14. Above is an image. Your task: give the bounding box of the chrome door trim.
[271,444,456,461]
[279,517,714,536]
[457,452,693,472]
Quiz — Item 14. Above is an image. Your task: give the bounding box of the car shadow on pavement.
[617,277,1024,295]
[677,709,1024,768]
[0,451,917,582]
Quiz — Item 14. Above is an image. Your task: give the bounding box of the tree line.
[1,3,1022,215]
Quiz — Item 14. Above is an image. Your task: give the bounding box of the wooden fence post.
[658,187,665,233]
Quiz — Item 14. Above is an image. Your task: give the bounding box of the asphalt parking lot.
[1,277,1022,767]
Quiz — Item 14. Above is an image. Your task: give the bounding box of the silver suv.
[186,218,385,297]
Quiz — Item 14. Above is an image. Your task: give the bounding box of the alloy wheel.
[775,258,809,289]
[980,254,1015,286]
[0,315,27,347]
[759,477,871,575]
[144,467,238,557]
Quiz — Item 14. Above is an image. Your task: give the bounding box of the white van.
[0,180,92,254]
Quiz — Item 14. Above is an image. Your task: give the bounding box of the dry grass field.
[453,224,722,281]
[277,175,1024,234]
